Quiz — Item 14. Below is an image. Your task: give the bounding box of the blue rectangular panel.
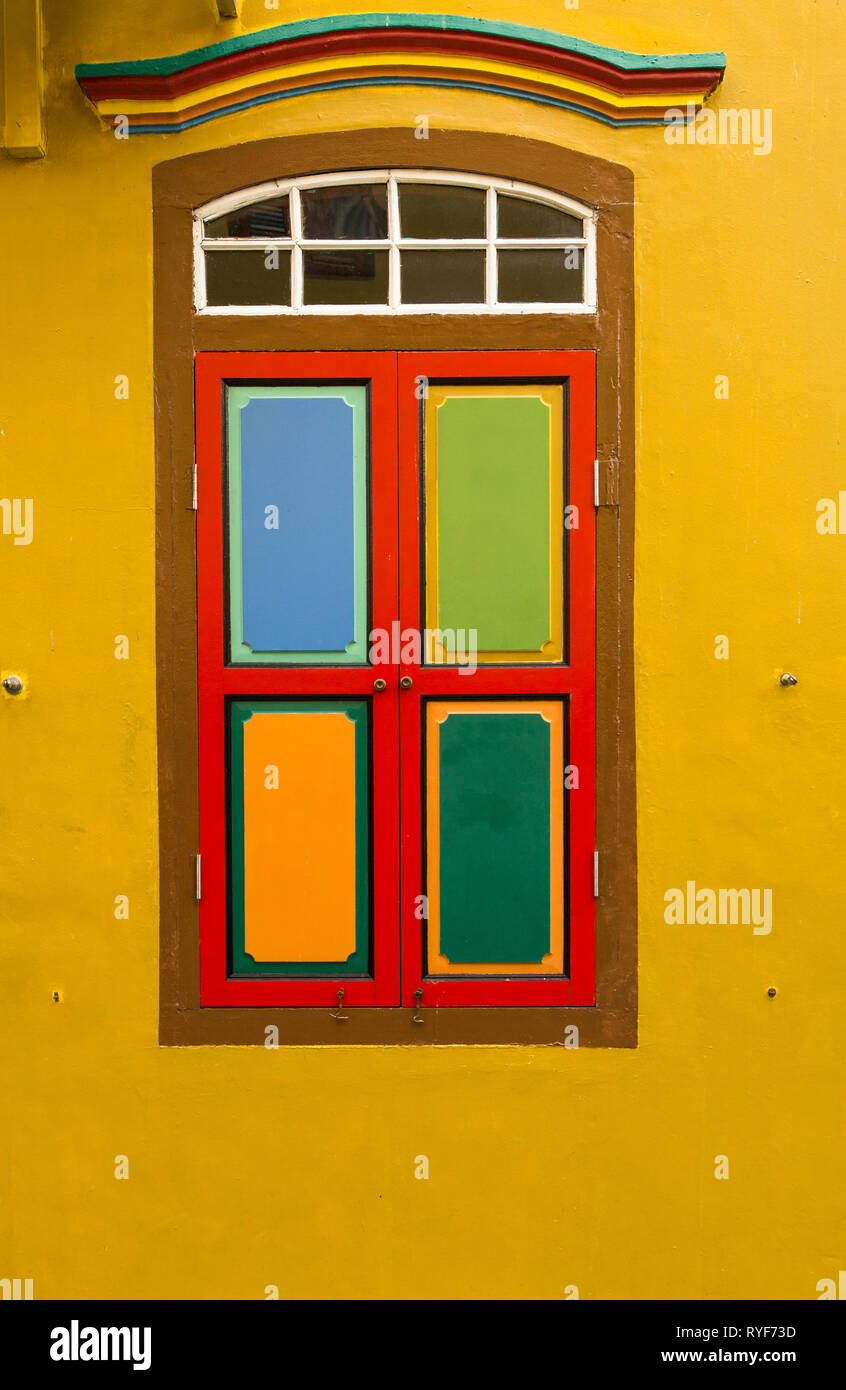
[227,386,367,663]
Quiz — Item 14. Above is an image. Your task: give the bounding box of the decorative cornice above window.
[75,12,726,135]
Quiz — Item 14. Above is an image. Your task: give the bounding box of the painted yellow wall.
[1,0,843,1299]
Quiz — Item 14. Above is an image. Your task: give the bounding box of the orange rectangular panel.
[240,705,361,966]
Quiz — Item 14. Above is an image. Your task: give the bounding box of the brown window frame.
[154,128,637,1047]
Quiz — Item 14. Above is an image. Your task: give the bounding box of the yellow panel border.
[426,700,564,976]
[425,384,564,665]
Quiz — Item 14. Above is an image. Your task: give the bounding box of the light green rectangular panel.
[425,385,564,663]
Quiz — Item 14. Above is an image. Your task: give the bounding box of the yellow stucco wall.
[1,0,843,1299]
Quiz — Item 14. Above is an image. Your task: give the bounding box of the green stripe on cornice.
[75,13,726,80]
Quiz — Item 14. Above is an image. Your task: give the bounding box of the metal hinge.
[191,464,198,511]
[593,850,599,898]
[195,854,202,901]
[594,459,600,508]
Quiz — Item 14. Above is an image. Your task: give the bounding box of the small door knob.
[2,675,23,695]
[400,675,413,690]
[373,677,387,691]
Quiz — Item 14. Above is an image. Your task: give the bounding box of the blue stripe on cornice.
[123,76,673,135]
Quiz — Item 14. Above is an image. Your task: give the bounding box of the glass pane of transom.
[300,184,388,240]
[302,249,389,305]
[401,249,485,303]
[205,249,291,305]
[399,183,486,239]
[497,194,582,239]
[497,248,583,303]
[204,195,291,239]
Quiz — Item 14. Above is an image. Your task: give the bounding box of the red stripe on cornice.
[78,29,724,104]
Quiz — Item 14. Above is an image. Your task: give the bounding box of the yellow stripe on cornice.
[96,51,702,117]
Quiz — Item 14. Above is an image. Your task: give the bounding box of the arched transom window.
[194,170,597,315]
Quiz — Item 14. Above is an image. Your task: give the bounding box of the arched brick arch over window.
[154,128,636,1047]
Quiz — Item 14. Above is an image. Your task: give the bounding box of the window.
[154,129,636,1046]
[195,171,596,314]
[195,350,595,1009]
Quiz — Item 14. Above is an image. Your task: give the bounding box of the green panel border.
[229,699,371,977]
[226,385,368,665]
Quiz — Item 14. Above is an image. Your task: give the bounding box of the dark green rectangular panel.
[437,711,551,963]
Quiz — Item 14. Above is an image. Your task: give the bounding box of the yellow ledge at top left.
[1,0,45,159]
